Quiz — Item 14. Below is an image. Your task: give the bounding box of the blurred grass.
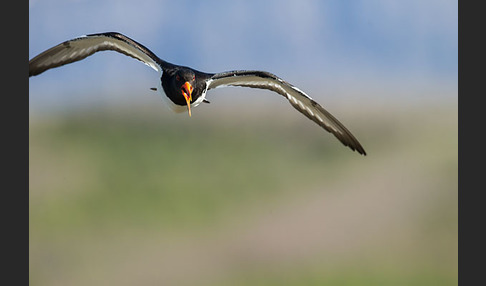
[29,99,457,286]
[211,259,457,286]
[30,109,346,234]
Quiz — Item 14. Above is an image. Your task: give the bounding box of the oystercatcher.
[29,32,366,155]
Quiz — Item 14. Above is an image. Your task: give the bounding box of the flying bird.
[29,32,366,155]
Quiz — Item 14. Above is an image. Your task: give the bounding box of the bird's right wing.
[29,32,169,77]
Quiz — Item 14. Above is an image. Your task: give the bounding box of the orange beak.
[181,81,194,117]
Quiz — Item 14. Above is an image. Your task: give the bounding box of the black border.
[458,1,474,285]
[5,0,28,284]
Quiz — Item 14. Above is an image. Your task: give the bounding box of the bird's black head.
[162,68,197,116]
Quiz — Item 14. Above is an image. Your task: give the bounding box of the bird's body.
[29,32,366,155]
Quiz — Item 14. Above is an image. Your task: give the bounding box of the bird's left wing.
[29,32,167,77]
[207,70,366,155]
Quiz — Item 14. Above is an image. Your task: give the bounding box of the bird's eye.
[176,75,181,81]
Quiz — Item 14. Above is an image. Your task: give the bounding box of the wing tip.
[354,145,367,156]
[340,137,367,156]
[341,133,367,156]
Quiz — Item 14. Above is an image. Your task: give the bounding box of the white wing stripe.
[29,33,162,77]
[290,96,298,105]
[305,106,314,117]
[207,71,366,155]
[297,100,306,110]
[100,40,159,72]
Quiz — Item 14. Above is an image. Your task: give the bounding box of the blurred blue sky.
[29,0,457,111]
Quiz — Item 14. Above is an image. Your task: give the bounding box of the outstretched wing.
[29,32,169,77]
[207,70,366,155]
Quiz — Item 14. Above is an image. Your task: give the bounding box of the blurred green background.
[29,1,457,285]
[29,94,457,286]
